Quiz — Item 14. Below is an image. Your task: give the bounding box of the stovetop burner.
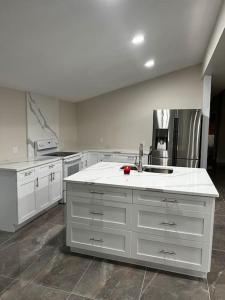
[46,152,79,157]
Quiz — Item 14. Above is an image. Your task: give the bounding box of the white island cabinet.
[65,162,218,278]
[0,158,62,232]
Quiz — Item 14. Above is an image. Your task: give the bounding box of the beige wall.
[0,64,203,159]
[59,100,78,150]
[0,87,27,161]
[0,88,78,162]
[76,65,203,151]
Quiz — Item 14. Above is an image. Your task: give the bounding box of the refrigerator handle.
[172,118,179,166]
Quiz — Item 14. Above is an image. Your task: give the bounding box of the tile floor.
[0,169,224,300]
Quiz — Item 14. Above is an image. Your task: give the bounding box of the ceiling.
[0,0,222,102]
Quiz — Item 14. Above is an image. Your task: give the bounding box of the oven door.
[64,158,81,177]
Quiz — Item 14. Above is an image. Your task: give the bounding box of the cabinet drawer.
[114,155,136,163]
[133,205,210,241]
[66,184,132,203]
[47,161,62,171]
[67,197,132,229]
[133,190,211,212]
[132,232,209,272]
[100,153,114,162]
[17,168,35,184]
[35,160,62,177]
[67,222,131,257]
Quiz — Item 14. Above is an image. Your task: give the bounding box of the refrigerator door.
[151,157,173,166]
[174,158,199,168]
[151,109,176,159]
[175,109,202,160]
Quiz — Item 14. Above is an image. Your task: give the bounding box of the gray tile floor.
[0,170,225,300]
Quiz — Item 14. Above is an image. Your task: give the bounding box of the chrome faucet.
[135,143,143,172]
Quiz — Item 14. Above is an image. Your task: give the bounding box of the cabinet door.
[99,153,114,162]
[132,232,208,272]
[35,175,50,212]
[88,152,99,167]
[49,170,62,203]
[67,222,131,257]
[114,154,136,163]
[81,153,88,169]
[67,197,132,229]
[18,180,36,224]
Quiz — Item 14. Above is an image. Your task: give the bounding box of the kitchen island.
[64,162,218,278]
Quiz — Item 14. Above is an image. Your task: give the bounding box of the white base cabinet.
[0,160,63,232]
[66,183,215,278]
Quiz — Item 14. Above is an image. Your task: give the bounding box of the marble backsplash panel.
[27,92,59,158]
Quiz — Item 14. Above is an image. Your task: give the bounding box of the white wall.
[201,76,212,168]
[0,88,78,162]
[0,87,27,161]
[0,64,204,160]
[203,0,225,74]
[59,100,78,150]
[76,65,203,151]
[27,92,60,158]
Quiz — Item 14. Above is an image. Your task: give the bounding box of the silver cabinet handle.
[25,171,32,176]
[159,250,176,255]
[90,211,104,216]
[160,222,177,226]
[90,238,103,242]
[162,199,178,203]
[90,191,104,195]
[50,172,53,181]
[52,172,55,181]
[35,177,39,187]
[49,164,54,169]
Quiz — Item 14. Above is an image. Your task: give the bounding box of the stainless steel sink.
[120,165,173,174]
[142,167,173,174]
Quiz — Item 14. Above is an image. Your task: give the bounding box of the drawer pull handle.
[160,222,177,226]
[25,171,32,176]
[90,211,104,216]
[35,178,39,188]
[159,250,176,255]
[162,199,178,203]
[90,238,103,242]
[90,191,104,195]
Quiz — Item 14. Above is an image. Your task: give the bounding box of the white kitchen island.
[64,162,218,278]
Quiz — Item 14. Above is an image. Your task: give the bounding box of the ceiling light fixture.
[132,34,145,45]
[144,59,155,68]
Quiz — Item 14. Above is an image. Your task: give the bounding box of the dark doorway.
[208,90,225,175]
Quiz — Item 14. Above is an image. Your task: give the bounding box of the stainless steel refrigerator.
[150,109,202,168]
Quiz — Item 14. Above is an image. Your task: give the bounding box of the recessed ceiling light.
[144,59,155,68]
[132,34,145,45]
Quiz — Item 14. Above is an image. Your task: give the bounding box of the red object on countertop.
[123,166,131,175]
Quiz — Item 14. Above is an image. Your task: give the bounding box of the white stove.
[34,139,82,202]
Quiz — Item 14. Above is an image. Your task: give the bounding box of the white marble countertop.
[64,162,219,198]
[0,157,61,172]
[65,148,149,155]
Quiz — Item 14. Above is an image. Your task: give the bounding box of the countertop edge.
[0,157,62,172]
[64,179,218,198]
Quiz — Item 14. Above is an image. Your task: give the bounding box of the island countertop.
[64,162,219,198]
